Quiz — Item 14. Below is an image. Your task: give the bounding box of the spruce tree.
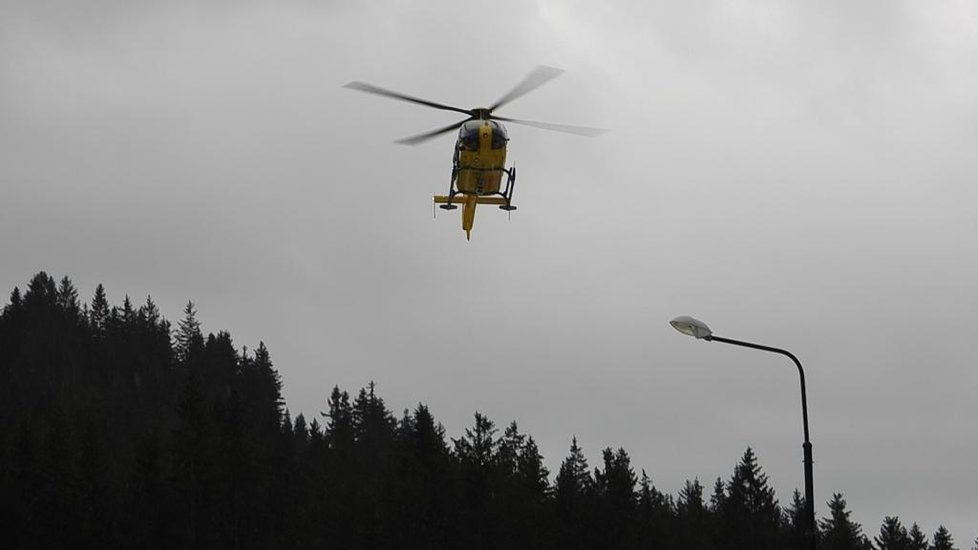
[710,476,726,513]
[719,447,782,550]
[515,435,551,543]
[555,436,592,502]
[554,436,594,550]
[350,382,396,548]
[321,386,355,546]
[453,412,497,468]
[394,403,451,550]
[174,301,203,365]
[452,412,499,548]
[876,516,910,550]
[55,276,80,319]
[7,285,23,312]
[497,421,525,476]
[90,283,109,337]
[932,525,956,550]
[908,523,929,550]
[25,271,57,309]
[323,386,354,454]
[594,447,638,548]
[819,493,872,550]
[250,342,284,427]
[639,471,676,549]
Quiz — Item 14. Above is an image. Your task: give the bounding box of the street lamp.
[670,315,816,550]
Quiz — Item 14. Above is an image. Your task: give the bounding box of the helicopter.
[344,66,603,240]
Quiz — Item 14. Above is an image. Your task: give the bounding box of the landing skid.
[436,165,517,211]
[433,165,517,239]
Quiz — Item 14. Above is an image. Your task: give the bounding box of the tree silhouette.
[718,447,782,550]
[820,493,873,550]
[554,436,595,549]
[779,490,804,548]
[876,516,910,550]
[174,301,204,365]
[0,272,966,549]
[931,525,957,550]
[908,523,929,550]
[639,471,676,549]
[594,447,638,548]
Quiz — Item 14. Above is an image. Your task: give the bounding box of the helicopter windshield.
[458,121,480,150]
[490,121,508,149]
[458,120,509,150]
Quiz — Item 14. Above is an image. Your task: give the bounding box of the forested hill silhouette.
[1,272,970,549]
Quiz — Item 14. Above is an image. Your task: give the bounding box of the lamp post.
[670,315,816,550]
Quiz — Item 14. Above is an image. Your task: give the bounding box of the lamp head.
[670,316,713,340]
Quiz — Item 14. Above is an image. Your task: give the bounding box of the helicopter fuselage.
[454,118,509,196]
[434,119,517,239]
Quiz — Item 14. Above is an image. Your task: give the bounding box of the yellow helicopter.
[344,66,603,239]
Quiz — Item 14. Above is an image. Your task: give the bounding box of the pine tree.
[877,516,910,550]
[638,471,675,549]
[497,421,525,476]
[90,283,109,337]
[200,331,237,405]
[249,341,284,429]
[350,382,397,548]
[710,476,726,513]
[554,436,594,550]
[931,525,956,550]
[555,436,592,503]
[819,493,872,550]
[321,385,355,547]
[453,412,497,468]
[6,285,23,313]
[452,412,499,549]
[516,435,552,547]
[393,403,451,550]
[25,271,57,309]
[784,489,809,550]
[594,447,638,547]
[494,422,548,549]
[908,523,928,550]
[0,287,25,410]
[718,447,782,550]
[120,295,135,324]
[55,276,80,320]
[323,385,354,453]
[352,381,396,450]
[516,435,549,501]
[174,301,203,365]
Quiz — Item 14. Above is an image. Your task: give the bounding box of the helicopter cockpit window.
[490,122,509,149]
[458,122,480,151]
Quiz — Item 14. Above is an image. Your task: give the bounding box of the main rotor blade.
[492,116,606,137]
[395,119,469,146]
[488,65,565,112]
[344,81,473,116]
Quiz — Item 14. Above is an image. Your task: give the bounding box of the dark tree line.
[0,272,971,549]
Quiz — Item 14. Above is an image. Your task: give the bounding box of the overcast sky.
[3,0,977,542]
